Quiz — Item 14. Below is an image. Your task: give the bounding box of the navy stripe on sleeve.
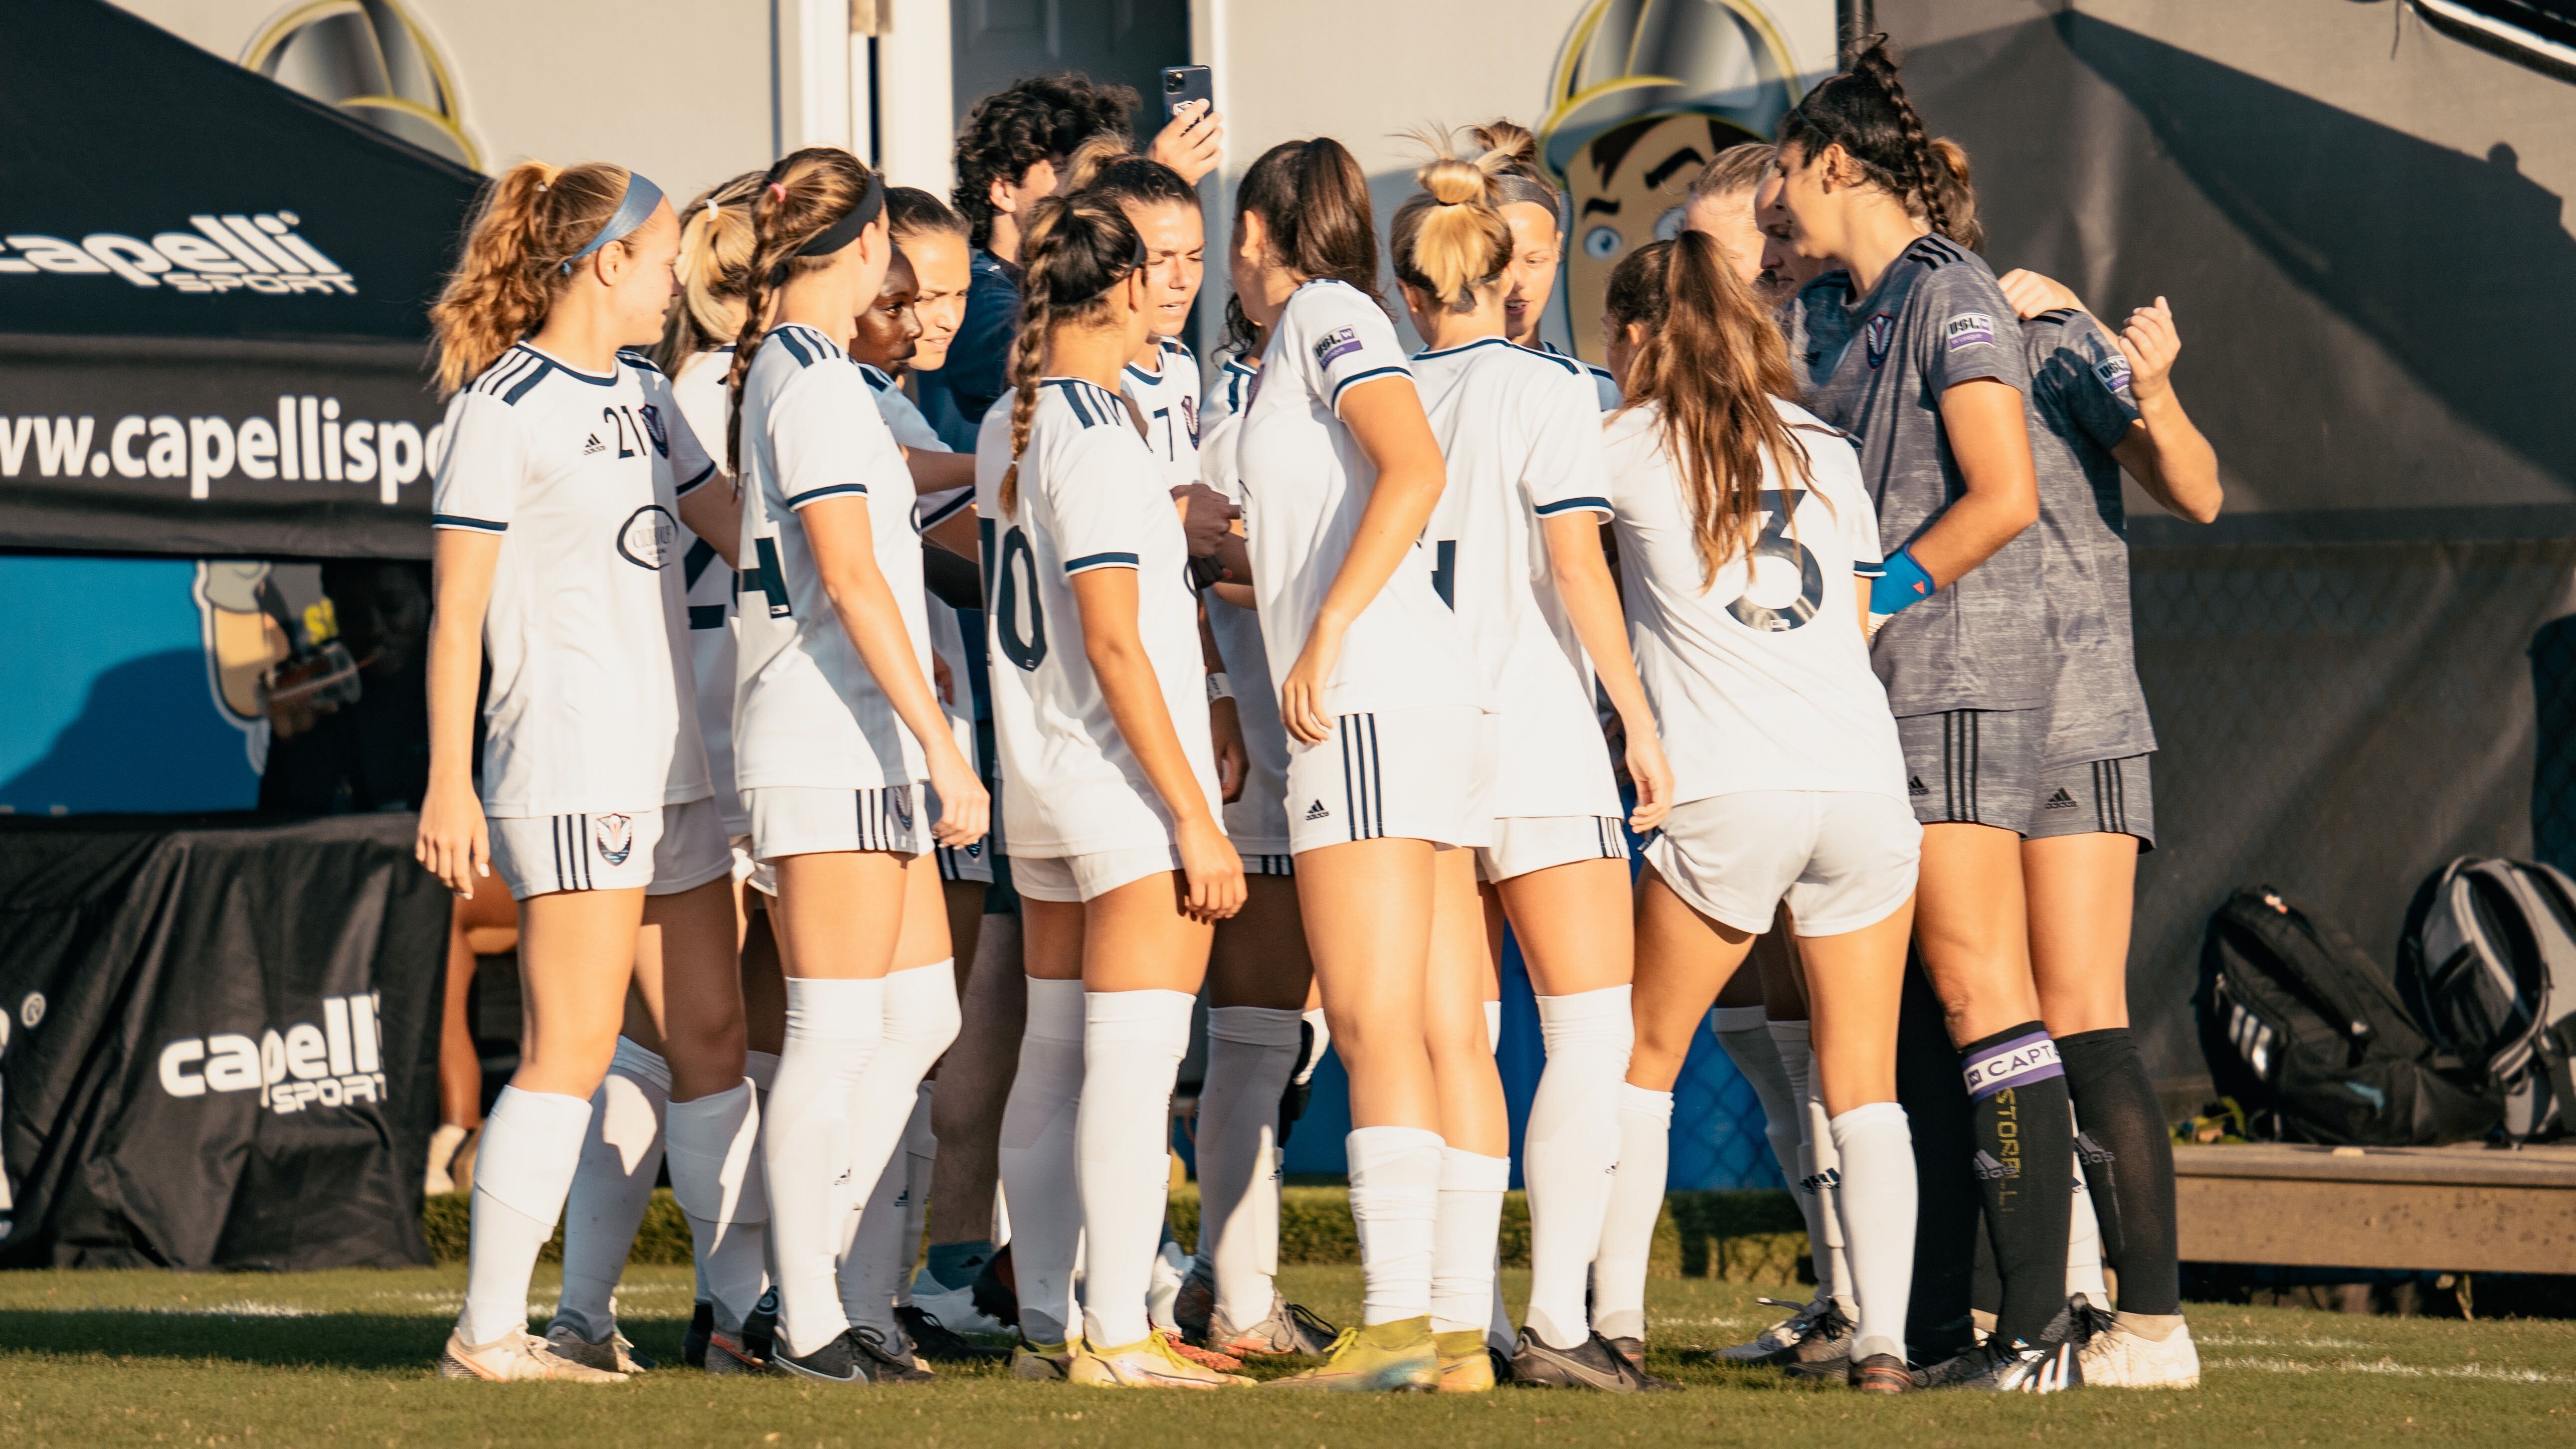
[431,513,508,533]
[786,482,869,508]
[1533,496,1614,517]
[1063,550,1140,574]
[674,461,717,495]
[1328,364,1410,409]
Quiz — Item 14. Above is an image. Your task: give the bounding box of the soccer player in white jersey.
[417,161,764,1384]
[536,169,799,1378]
[1469,121,1620,411]
[1391,140,1676,1393]
[1223,138,1491,1393]
[1590,233,1922,1396]
[969,193,1248,1390]
[725,147,989,1387]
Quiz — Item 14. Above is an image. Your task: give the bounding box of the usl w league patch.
[1864,313,1896,369]
[1944,311,1997,352]
[2094,353,2134,397]
[593,813,636,866]
[1313,326,1362,367]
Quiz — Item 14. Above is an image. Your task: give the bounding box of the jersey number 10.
[982,518,1048,671]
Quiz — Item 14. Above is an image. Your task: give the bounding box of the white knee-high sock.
[763,976,882,1358]
[1829,1102,1916,1363]
[2066,1145,2110,1308]
[1345,1125,1445,1325]
[668,1079,769,1337]
[840,1111,911,1330]
[997,978,1085,1344]
[458,1086,593,1347]
[1481,997,1512,1350]
[553,1038,669,1342]
[1198,1006,1301,1329]
[1523,985,1634,1351]
[1768,1019,1838,1304]
[833,961,959,1337]
[744,1048,781,1305]
[1805,1078,1855,1316]
[1712,1006,1803,1193]
[1077,989,1195,1347]
[1431,1146,1508,1334]
[896,1081,936,1308]
[1592,1084,1671,1342]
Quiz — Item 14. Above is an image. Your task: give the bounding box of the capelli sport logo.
[158,992,390,1115]
[0,212,357,295]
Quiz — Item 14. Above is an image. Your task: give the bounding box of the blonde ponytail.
[430,160,636,395]
[652,171,765,370]
[1388,132,1513,314]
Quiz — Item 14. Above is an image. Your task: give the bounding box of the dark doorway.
[950,0,1188,132]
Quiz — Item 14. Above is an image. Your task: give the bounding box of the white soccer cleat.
[438,1327,628,1383]
[1718,1296,1819,1362]
[908,1281,1012,1338]
[2077,1314,2201,1389]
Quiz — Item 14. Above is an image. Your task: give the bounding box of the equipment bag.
[2398,857,2576,1141]
[2198,887,2498,1146]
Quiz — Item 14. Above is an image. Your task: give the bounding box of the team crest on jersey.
[1944,312,1997,352]
[1863,314,1896,369]
[638,403,670,457]
[1181,394,1200,446]
[617,505,677,569]
[892,786,916,828]
[1313,327,1362,367]
[593,814,635,866]
[2094,353,2134,397]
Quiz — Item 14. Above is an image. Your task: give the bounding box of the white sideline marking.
[2210,1355,2575,1385]
[2199,1334,2372,1349]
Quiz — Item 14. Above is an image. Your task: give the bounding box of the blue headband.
[561,171,665,275]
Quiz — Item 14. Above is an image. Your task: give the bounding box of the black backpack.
[2197,887,2498,1146]
[2398,858,2576,1142]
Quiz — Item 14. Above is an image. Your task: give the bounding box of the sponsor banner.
[0,812,445,1268]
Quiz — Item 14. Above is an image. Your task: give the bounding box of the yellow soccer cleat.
[437,1327,628,1383]
[1264,1314,1439,1393]
[1010,1336,1076,1382]
[1068,1330,1255,1389]
[1435,1329,1496,1392]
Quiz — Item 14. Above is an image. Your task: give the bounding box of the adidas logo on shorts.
[583,432,608,455]
[1304,799,1330,821]
[1908,775,1928,797]
[2043,787,2078,810]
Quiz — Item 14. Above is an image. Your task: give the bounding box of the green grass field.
[3,1266,2572,1447]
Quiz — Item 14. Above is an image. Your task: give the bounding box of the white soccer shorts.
[1283,706,1494,856]
[1642,790,1919,937]
[488,797,732,901]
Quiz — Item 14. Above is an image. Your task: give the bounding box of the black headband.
[765,173,887,286]
[1058,224,1151,307]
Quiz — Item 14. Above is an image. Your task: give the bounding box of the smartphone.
[1160,64,1213,122]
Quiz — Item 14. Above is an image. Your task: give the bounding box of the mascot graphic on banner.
[1539,0,1804,362]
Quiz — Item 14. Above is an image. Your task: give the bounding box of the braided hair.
[998,193,1146,516]
[1776,35,1966,247]
[722,147,881,473]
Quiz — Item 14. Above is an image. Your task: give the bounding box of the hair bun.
[1419,156,1487,206]
[1469,119,1538,165]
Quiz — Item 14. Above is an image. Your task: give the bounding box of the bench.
[2174,1141,2576,1274]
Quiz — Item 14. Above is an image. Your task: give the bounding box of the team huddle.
[413,39,2221,1398]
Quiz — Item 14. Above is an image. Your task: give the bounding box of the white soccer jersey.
[1120,335,1203,493]
[1233,280,1482,717]
[1197,354,1291,853]
[868,361,986,786]
[732,323,933,793]
[1603,397,1908,803]
[972,378,1218,855]
[1413,337,1622,820]
[1543,340,1622,411]
[431,343,714,817]
[670,348,746,832]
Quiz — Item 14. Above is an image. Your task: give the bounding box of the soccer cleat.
[1011,1336,1075,1382]
[771,1326,922,1386]
[1717,1296,1816,1362]
[1434,1329,1495,1392]
[1168,1339,1246,1373]
[541,1322,652,1374]
[438,1327,627,1383]
[741,1286,780,1364]
[1917,1305,2084,1395]
[1772,1299,1853,1371]
[855,1325,935,1383]
[1265,1315,1439,1393]
[971,1250,1020,1330]
[1509,1327,1674,1393]
[1208,1294,1340,1358]
[909,1281,1013,1339]
[1849,1351,1911,1394]
[682,1300,715,1369]
[1068,1330,1255,1389]
[897,1303,1009,1363]
[2077,1312,2200,1389]
[1607,1335,1647,1372]
[1172,1263,1216,1344]
[703,1330,772,1376]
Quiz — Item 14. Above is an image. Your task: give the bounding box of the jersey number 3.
[983,518,1048,670]
[1725,490,1826,633]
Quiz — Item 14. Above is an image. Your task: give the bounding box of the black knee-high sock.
[1897,956,1978,1355]
[1962,1022,2074,1347]
[2058,1027,2181,1316]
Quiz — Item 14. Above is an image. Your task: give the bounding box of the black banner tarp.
[0,812,447,1269]
[0,0,482,559]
